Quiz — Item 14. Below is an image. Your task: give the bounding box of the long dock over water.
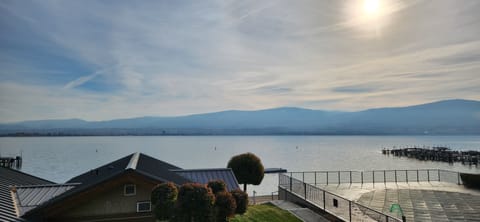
[382,146,480,166]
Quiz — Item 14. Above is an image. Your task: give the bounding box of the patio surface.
[317,182,480,222]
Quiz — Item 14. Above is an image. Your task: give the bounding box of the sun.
[343,0,404,38]
[363,0,380,16]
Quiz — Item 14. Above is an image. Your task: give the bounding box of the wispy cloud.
[0,0,479,121]
[63,72,100,89]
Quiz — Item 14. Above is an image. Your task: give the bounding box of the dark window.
[137,201,151,212]
[333,198,338,207]
[124,184,136,196]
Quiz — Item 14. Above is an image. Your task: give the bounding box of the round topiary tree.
[207,180,227,194]
[175,183,215,222]
[151,182,178,221]
[227,152,264,191]
[214,191,237,222]
[230,189,248,215]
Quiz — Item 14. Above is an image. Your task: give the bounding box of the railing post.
[302,172,305,183]
[304,183,307,199]
[279,174,282,187]
[438,170,441,182]
[395,170,397,183]
[361,172,363,184]
[290,176,293,191]
[406,170,408,183]
[350,171,352,184]
[315,172,317,186]
[349,201,352,222]
[338,171,340,184]
[373,170,375,183]
[457,172,461,185]
[327,172,329,185]
[384,170,386,184]
[323,190,326,209]
[427,170,430,182]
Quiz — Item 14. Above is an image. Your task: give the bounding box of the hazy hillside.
[1,99,479,135]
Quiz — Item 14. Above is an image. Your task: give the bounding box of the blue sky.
[1,0,479,122]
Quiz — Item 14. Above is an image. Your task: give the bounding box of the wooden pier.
[382,146,480,166]
[0,156,22,169]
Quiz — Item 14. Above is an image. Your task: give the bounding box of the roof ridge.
[171,168,232,172]
[126,152,140,170]
[14,183,80,189]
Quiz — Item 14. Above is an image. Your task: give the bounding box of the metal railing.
[279,173,402,222]
[287,169,463,186]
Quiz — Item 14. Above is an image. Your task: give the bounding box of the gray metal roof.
[24,153,190,219]
[67,152,188,186]
[13,183,77,216]
[173,168,240,191]
[0,167,52,222]
[12,153,238,220]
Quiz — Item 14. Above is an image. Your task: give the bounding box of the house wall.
[63,182,153,218]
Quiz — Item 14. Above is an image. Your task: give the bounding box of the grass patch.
[230,203,302,222]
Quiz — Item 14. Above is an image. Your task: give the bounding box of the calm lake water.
[1,136,479,195]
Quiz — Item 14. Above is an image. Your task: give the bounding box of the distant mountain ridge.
[1,99,479,135]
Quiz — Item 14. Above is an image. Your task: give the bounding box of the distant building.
[1,153,239,222]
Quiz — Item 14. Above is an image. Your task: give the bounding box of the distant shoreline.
[1,100,479,136]
[1,133,479,137]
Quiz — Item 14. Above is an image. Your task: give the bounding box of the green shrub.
[227,153,264,191]
[460,173,480,189]
[174,183,215,222]
[214,191,237,222]
[151,182,178,220]
[231,189,248,215]
[208,180,227,194]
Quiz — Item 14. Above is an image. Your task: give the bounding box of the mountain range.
[1,99,479,136]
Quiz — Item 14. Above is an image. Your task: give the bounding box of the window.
[124,184,136,196]
[137,201,151,212]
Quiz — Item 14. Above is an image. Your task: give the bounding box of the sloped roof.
[0,167,53,222]
[13,183,77,216]
[135,153,189,184]
[67,153,134,185]
[23,153,190,219]
[20,153,240,220]
[173,168,240,191]
[67,153,188,186]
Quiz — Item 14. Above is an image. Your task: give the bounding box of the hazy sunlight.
[363,0,380,16]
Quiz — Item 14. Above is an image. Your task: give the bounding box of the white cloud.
[0,0,479,121]
[63,72,100,89]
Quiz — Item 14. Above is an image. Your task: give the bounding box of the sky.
[0,0,479,122]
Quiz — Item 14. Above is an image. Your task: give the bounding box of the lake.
[1,135,479,195]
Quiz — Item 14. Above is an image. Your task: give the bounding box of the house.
[1,152,240,222]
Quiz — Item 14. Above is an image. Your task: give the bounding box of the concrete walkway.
[271,200,330,222]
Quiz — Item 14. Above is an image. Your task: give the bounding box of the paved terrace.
[282,170,480,222]
[319,182,480,222]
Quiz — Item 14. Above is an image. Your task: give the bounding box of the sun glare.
[363,0,380,16]
[341,0,393,38]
